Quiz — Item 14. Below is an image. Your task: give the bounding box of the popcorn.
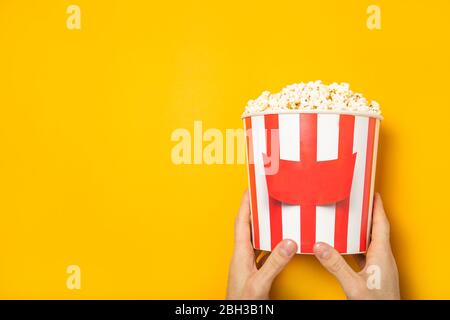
[244,81,381,116]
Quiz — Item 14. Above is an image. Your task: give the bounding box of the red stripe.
[264,114,282,250]
[360,118,376,251]
[300,114,317,253]
[334,115,355,253]
[245,117,260,249]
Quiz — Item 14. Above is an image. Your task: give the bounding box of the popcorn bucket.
[243,111,381,254]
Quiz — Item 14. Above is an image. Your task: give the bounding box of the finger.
[370,193,391,246]
[314,242,360,293]
[234,190,252,246]
[255,240,297,283]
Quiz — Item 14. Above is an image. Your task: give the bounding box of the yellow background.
[0,0,449,299]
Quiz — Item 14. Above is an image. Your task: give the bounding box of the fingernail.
[280,240,297,257]
[313,243,331,260]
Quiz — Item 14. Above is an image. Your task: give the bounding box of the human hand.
[313,193,400,299]
[226,191,297,299]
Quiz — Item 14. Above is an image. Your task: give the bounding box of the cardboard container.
[243,110,381,254]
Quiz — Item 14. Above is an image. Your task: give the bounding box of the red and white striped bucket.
[244,111,381,254]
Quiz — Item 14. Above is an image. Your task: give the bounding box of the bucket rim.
[241,109,383,120]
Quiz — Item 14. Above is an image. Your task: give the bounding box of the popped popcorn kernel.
[243,81,381,116]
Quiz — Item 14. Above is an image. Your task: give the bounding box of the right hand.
[313,193,400,299]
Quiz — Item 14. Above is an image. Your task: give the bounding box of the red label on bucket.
[263,153,357,206]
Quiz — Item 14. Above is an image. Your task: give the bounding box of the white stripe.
[347,116,369,253]
[279,114,301,252]
[279,114,300,161]
[315,114,339,246]
[244,119,255,245]
[251,115,271,251]
[281,204,301,252]
[317,114,339,161]
[366,119,380,249]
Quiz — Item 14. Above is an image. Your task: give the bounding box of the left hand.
[226,190,297,299]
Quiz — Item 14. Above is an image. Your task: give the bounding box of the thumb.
[314,242,362,297]
[255,240,297,285]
